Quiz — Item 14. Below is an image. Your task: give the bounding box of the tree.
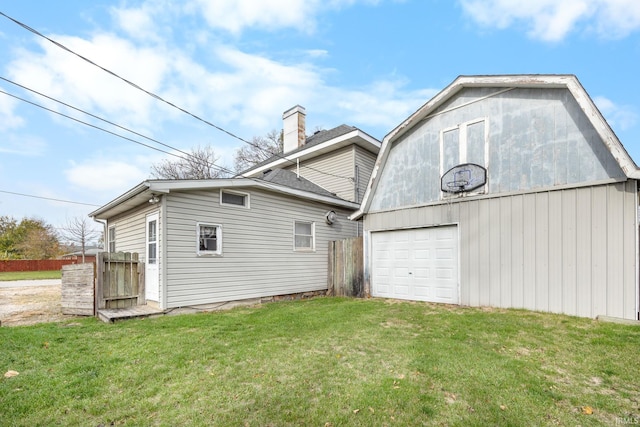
[234,129,283,172]
[60,217,101,263]
[150,145,229,179]
[2,217,62,260]
[0,216,19,259]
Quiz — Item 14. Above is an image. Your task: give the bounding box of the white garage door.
[371,226,459,304]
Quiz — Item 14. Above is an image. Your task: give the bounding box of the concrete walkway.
[0,279,61,288]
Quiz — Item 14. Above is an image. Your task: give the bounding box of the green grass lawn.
[1,297,639,426]
[0,270,61,281]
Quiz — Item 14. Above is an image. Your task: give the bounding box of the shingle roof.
[259,168,338,198]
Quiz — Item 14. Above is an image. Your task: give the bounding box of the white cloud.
[7,34,171,130]
[188,0,380,34]
[594,95,638,132]
[65,159,148,192]
[460,0,640,41]
[0,87,25,131]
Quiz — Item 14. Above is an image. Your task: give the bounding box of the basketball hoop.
[440,163,487,194]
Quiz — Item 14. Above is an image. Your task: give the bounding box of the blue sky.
[0,0,639,232]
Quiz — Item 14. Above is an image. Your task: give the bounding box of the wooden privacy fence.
[96,252,145,310]
[328,237,364,297]
[0,259,76,272]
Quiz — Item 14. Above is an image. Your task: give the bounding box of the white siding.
[108,203,161,262]
[354,146,377,204]
[284,146,355,201]
[164,188,358,308]
[365,182,638,320]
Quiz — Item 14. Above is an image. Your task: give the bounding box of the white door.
[145,213,159,302]
[371,226,458,304]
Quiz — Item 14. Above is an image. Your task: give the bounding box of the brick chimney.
[282,105,306,154]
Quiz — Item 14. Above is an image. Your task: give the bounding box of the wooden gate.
[95,252,145,309]
[328,237,363,297]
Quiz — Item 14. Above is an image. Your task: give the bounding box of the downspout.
[92,218,108,252]
[160,194,169,311]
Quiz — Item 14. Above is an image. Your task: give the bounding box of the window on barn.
[197,223,222,256]
[294,221,315,251]
[108,227,116,252]
[440,118,487,170]
[220,190,249,208]
[440,118,488,194]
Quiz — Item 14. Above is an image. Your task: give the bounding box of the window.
[440,118,488,194]
[294,221,315,251]
[197,223,222,255]
[220,190,249,208]
[108,227,116,252]
[147,219,157,264]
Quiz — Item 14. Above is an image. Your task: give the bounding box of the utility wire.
[0,10,354,182]
[0,76,231,176]
[0,87,339,201]
[0,189,100,206]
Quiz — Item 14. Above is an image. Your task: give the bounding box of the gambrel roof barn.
[353,75,640,320]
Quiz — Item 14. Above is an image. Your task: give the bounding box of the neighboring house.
[89,107,381,311]
[61,247,101,263]
[353,75,639,320]
[241,105,381,206]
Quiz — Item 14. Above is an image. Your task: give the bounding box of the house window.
[220,190,249,208]
[197,223,222,256]
[108,226,116,252]
[440,118,488,192]
[294,221,315,251]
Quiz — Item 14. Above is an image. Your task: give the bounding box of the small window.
[294,221,315,251]
[108,227,116,253]
[220,190,249,208]
[197,223,222,255]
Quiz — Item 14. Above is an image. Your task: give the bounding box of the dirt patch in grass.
[0,285,72,326]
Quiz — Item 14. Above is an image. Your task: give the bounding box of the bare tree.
[60,217,101,263]
[234,129,283,172]
[151,145,229,179]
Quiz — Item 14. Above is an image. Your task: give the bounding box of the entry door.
[145,213,159,302]
[371,226,459,304]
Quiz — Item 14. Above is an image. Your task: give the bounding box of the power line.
[0,10,355,182]
[0,86,343,202]
[0,76,233,176]
[0,189,100,206]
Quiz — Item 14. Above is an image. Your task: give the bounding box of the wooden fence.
[61,263,95,316]
[328,237,364,297]
[0,259,77,272]
[95,252,145,310]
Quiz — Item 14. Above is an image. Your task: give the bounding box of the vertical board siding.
[364,182,638,320]
[164,188,358,308]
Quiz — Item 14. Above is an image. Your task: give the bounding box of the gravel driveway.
[0,280,70,326]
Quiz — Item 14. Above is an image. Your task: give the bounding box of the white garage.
[371,226,459,304]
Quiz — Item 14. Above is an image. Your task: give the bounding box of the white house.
[90,107,381,310]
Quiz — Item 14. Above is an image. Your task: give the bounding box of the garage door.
[371,226,458,304]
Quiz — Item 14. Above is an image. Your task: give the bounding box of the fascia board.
[89,182,151,218]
